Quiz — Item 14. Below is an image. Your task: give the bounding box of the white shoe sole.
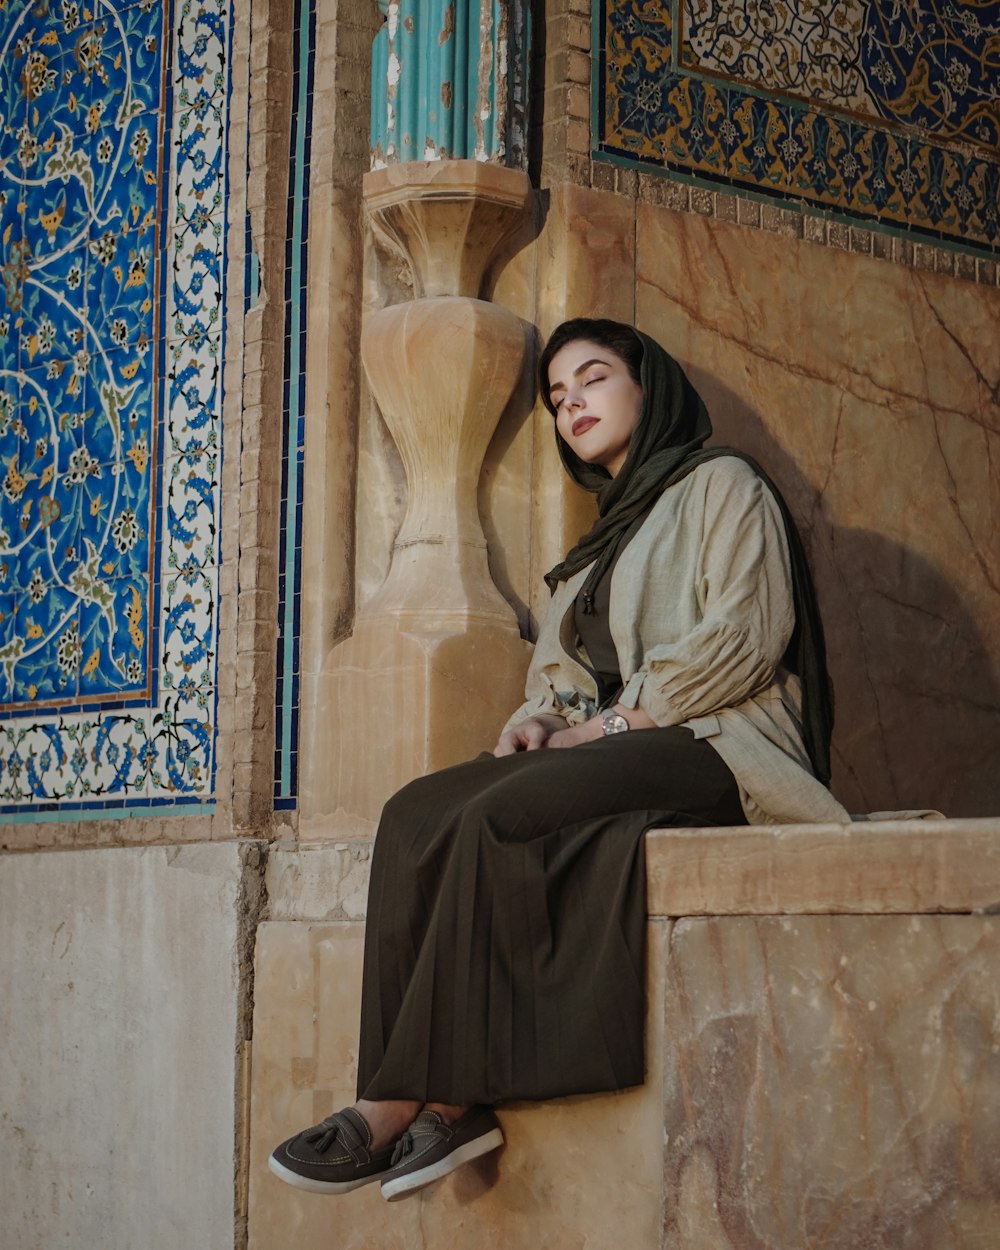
[268,1152,385,1195]
[380,1126,504,1202]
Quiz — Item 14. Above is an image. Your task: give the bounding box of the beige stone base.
[248,820,1000,1250]
[301,617,531,838]
[663,914,1000,1250]
[248,918,668,1249]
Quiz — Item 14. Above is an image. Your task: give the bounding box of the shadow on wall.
[704,378,1000,819]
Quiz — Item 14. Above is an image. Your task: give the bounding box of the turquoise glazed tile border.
[273,0,313,809]
[595,0,1000,256]
[0,0,229,814]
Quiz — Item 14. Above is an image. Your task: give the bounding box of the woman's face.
[547,338,643,477]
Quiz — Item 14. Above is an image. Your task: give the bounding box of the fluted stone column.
[370,0,531,168]
[302,4,534,836]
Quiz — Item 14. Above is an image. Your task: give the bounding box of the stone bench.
[248,818,1000,1250]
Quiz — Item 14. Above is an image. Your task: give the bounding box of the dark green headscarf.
[544,329,835,786]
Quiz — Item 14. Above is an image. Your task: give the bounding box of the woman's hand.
[545,720,600,749]
[547,703,659,749]
[495,705,659,755]
[493,714,567,756]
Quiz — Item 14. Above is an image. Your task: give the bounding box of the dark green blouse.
[573,513,650,708]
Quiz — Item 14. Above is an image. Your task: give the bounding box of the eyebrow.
[548,357,612,393]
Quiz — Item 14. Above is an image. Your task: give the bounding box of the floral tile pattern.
[597,0,1000,254]
[0,0,228,812]
[681,0,1000,150]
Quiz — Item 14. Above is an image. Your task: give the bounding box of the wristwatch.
[601,710,630,736]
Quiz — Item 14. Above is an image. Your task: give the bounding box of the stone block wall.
[247,822,1000,1250]
[0,843,259,1250]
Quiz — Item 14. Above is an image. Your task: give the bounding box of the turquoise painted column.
[370,0,531,168]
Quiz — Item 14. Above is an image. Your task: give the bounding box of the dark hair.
[538,319,645,415]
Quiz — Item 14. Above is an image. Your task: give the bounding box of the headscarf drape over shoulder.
[544,329,835,786]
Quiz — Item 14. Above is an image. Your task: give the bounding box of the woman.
[268,319,848,1201]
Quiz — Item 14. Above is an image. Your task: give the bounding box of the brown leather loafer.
[269,1106,396,1194]
[380,1106,504,1201]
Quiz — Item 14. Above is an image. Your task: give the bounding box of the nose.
[563,385,585,412]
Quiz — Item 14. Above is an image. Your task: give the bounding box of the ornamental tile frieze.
[0,0,227,811]
[598,0,1000,253]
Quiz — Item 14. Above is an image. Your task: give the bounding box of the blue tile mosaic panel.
[596,0,1000,254]
[0,0,229,813]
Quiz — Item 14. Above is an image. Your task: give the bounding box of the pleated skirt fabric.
[356,727,746,1106]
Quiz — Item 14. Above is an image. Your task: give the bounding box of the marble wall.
[631,203,1000,817]
[491,184,1000,818]
[663,914,1000,1250]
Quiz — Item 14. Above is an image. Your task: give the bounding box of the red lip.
[571,416,599,437]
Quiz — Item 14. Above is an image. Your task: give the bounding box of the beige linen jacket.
[503,457,852,825]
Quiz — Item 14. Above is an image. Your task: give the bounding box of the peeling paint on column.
[474,1,493,160]
[440,2,455,45]
[370,1,401,165]
[506,0,528,168]
[370,0,531,169]
[496,3,509,155]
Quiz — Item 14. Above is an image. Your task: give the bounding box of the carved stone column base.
[302,619,529,837]
[298,161,535,839]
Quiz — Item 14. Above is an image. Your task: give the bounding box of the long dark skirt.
[356,727,746,1106]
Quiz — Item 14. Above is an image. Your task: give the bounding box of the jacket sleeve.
[500,677,596,736]
[618,465,796,727]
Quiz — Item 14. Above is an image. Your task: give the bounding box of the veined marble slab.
[636,204,1000,818]
[663,914,1000,1249]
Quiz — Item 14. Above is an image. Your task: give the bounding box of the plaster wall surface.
[0,843,246,1250]
[662,913,1000,1250]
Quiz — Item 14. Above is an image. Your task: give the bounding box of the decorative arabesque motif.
[682,0,875,114]
[681,0,1000,150]
[599,0,1000,253]
[0,0,227,811]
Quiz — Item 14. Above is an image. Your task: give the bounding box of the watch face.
[603,712,629,736]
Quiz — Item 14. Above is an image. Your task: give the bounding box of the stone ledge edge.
[646,818,1000,917]
[264,818,1000,921]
